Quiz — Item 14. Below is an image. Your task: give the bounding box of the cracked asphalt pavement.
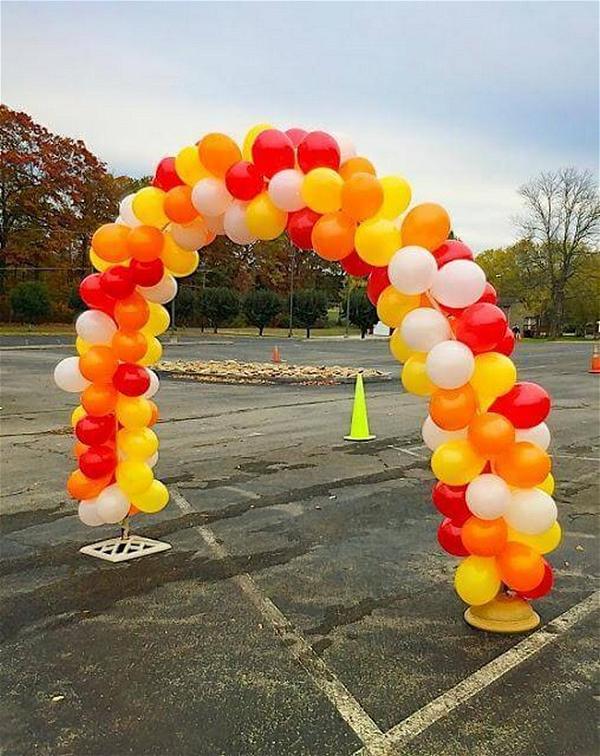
[0,335,598,755]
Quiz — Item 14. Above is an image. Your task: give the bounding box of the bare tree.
[516,167,599,336]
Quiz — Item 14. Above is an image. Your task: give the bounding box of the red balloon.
[432,240,474,267]
[80,274,116,315]
[79,444,117,480]
[437,518,469,556]
[152,157,184,191]
[100,266,136,300]
[287,208,321,249]
[285,128,307,147]
[340,250,373,277]
[75,414,116,446]
[297,131,341,172]
[432,482,471,525]
[496,326,515,356]
[455,303,507,354]
[479,282,497,305]
[225,161,265,200]
[366,267,390,305]
[251,130,295,178]
[113,363,151,397]
[130,258,164,287]
[517,561,553,599]
[488,382,551,429]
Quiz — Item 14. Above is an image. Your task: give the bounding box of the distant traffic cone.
[589,343,600,374]
[272,345,281,364]
[344,373,376,441]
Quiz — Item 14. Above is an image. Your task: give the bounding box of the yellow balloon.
[175,145,210,186]
[245,193,287,240]
[401,354,436,397]
[139,336,163,367]
[507,522,562,555]
[301,168,343,214]
[118,427,159,459]
[71,405,86,427]
[355,218,401,267]
[132,480,169,513]
[470,352,516,409]
[242,122,273,161]
[389,328,418,364]
[89,249,113,272]
[377,286,420,328]
[116,460,153,496]
[132,187,168,228]
[161,233,200,277]
[76,336,91,356]
[375,176,412,220]
[454,556,501,606]
[145,303,170,336]
[431,440,486,485]
[537,472,555,496]
[116,396,153,430]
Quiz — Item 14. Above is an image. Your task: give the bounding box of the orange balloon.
[401,203,451,251]
[79,346,118,383]
[497,542,545,592]
[127,226,164,262]
[339,157,376,181]
[419,293,433,308]
[91,224,130,263]
[164,185,198,224]
[311,212,356,261]
[468,412,515,457]
[129,504,141,516]
[341,173,384,221]
[198,133,241,177]
[112,330,147,362]
[81,383,118,416]
[430,385,478,431]
[115,292,149,331]
[461,516,507,556]
[67,470,111,500]
[494,441,551,488]
[148,400,159,426]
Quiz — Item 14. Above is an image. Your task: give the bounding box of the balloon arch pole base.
[464,592,541,634]
[79,521,171,563]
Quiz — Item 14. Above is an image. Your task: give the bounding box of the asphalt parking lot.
[0,335,598,756]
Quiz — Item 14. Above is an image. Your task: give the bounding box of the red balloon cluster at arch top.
[54,123,559,609]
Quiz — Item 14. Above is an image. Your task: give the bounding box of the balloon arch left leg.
[54,125,558,629]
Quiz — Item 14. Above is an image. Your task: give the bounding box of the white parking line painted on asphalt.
[171,488,386,752]
[352,590,600,756]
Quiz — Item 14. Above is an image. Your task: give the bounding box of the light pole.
[345,276,351,338]
[288,244,296,338]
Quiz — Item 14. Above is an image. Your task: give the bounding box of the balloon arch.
[54,125,559,624]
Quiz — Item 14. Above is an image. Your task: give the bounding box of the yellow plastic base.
[464,594,541,634]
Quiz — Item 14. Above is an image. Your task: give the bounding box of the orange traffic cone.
[589,343,600,374]
[272,346,281,364]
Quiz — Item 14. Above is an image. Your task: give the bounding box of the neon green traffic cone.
[344,372,376,441]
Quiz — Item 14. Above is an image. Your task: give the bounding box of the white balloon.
[425,340,475,389]
[75,310,116,345]
[430,260,486,308]
[388,246,437,295]
[422,415,467,451]
[515,423,551,451]
[147,451,159,468]
[504,489,557,535]
[119,194,142,228]
[143,369,160,399]
[204,213,225,235]
[466,474,511,520]
[400,308,451,352]
[170,218,211,250]
[223,201,257,245]
[78,500,104,527]
[54,357,91,393]
[96,484,130,524]
[191,178,232,217]
[332,132,356,164]
[138,274,178,304]
[268,169,305,212]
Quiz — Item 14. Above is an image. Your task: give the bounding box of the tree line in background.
[1,105,598,336]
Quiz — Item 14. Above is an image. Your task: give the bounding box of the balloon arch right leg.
[54,125,558,630]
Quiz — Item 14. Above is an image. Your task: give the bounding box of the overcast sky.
[2,1,598,251]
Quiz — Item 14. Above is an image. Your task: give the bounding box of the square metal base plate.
[79,536,171,563]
